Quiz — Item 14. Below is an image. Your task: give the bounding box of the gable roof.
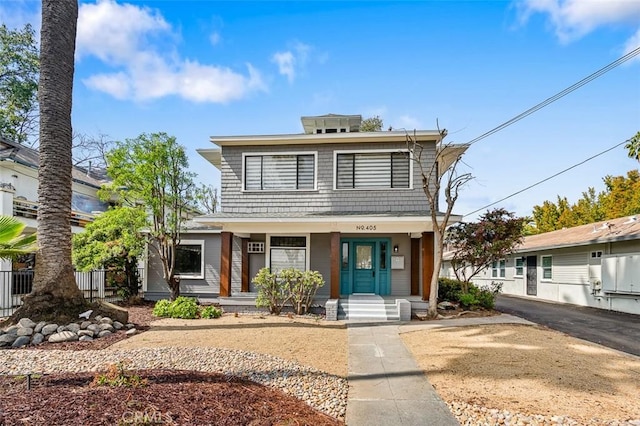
[518,215,640,252]
[0,136,109,188]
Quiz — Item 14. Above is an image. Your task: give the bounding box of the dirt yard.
[110,314,349,377]
[401,323,640,424]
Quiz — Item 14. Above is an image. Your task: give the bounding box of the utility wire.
[465,45,640,147]
[464,138,631,217]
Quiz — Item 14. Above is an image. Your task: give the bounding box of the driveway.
[495,294,640,357]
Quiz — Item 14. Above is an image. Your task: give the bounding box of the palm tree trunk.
[8,0,87,324]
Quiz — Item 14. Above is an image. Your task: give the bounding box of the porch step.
[338,295,400,321]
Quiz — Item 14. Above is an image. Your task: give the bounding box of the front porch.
[201,293,429,322]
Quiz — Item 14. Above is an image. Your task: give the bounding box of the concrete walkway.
[345,314,533,425]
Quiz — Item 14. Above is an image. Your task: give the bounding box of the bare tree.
[194,183,219,214]
[72,132,114,172]
[406,128,472,318]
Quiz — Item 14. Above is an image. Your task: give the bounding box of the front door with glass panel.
[353,243,375,293]
[340,238,390,295]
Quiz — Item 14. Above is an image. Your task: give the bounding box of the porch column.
[330,232,340,299]
[220,231,233,297]
[411,238,420,296]
[241,238,249,293]
[421,232,434,301]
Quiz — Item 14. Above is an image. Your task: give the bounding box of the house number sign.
[355,225,377,231]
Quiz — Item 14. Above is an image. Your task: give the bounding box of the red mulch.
[0,369,341,425]
[4,304,343,424]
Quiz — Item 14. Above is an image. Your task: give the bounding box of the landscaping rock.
[56,325,67,333]
[99,323,114,332]
[125,328,137,336]
[437,301,457,310]
[97,301,129,324]
[0,334,17,346]
[31,333,45,345]
[34,321,47,334]
[5,325,18,335]
[97,330,112,338]
[12,336,31,348]
[112,321,124,330]
[99,317,113,325]
[17,327,33,337]
[78,330,94,337]
[87,324,100,334]
[41,324,59,336]
[48,331,78,343]
[125,323,135,329]
[79,335,94,342]
[80,321,92,330]
[66,323,81,333]
[18,318,36,329]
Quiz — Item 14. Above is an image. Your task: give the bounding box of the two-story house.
[143,114,468,320]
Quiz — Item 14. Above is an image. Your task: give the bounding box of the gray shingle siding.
[220,141,436,214]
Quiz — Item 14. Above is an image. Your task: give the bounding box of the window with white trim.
[514,257,524,277]
[542,255,552,280]
[174,240,204,279]
[244,153,315,191]
[269,236,307,272]
[336,151,410,189]
[491,259,506,278]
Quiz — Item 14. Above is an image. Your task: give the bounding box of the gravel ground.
[0,346,348,420]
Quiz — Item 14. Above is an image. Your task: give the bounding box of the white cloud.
[209,31,221,46]
[624,28,640,56]
[271,41,312,82]
[77,0,265,103]
[517,0,640,50]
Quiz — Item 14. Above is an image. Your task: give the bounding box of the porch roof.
[194,211,462,235]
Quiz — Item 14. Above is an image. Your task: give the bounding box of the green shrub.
[253,267,290,315]
[458,292,479,309]
[152,299,172,317]
[252,267,325,315]
[152,297,199,319]
[169,296,198,319]
[200,305,222,319]
[437,278,465,302]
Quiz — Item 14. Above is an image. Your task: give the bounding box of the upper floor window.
[244,153,316,191]
[335,150,410,189]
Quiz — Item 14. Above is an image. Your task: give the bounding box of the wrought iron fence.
[0,268,144,318]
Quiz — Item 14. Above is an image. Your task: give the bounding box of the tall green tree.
[448,208,525,288]
[360,115,383,132]
[0,23,39,145]
[103,132,196,300]
[9,0,89,324]
[73,207,147,300]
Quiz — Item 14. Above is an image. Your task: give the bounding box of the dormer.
[300,114,362,134]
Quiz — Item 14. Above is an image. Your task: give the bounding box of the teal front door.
[353,243,375,293]
[340,238,391,295]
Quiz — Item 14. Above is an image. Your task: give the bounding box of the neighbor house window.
[269,236,308,272]
[591,251,602,258]
[492,259,506,278]
[336,150,410,189]
[542,255,552,280]
[515,257,524,276]
[174,240,204,279]
[244,153,316,191]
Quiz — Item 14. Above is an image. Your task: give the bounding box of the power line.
[465,45,640,147]
[463,138,631,218]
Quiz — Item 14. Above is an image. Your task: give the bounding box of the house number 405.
[356,225,377,231]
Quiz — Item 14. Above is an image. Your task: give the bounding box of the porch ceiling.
[194,212,462,235]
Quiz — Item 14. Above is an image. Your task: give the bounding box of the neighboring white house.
[0,136,111,315]
[442,215,640,315]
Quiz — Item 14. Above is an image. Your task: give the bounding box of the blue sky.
[1,0,639,220]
